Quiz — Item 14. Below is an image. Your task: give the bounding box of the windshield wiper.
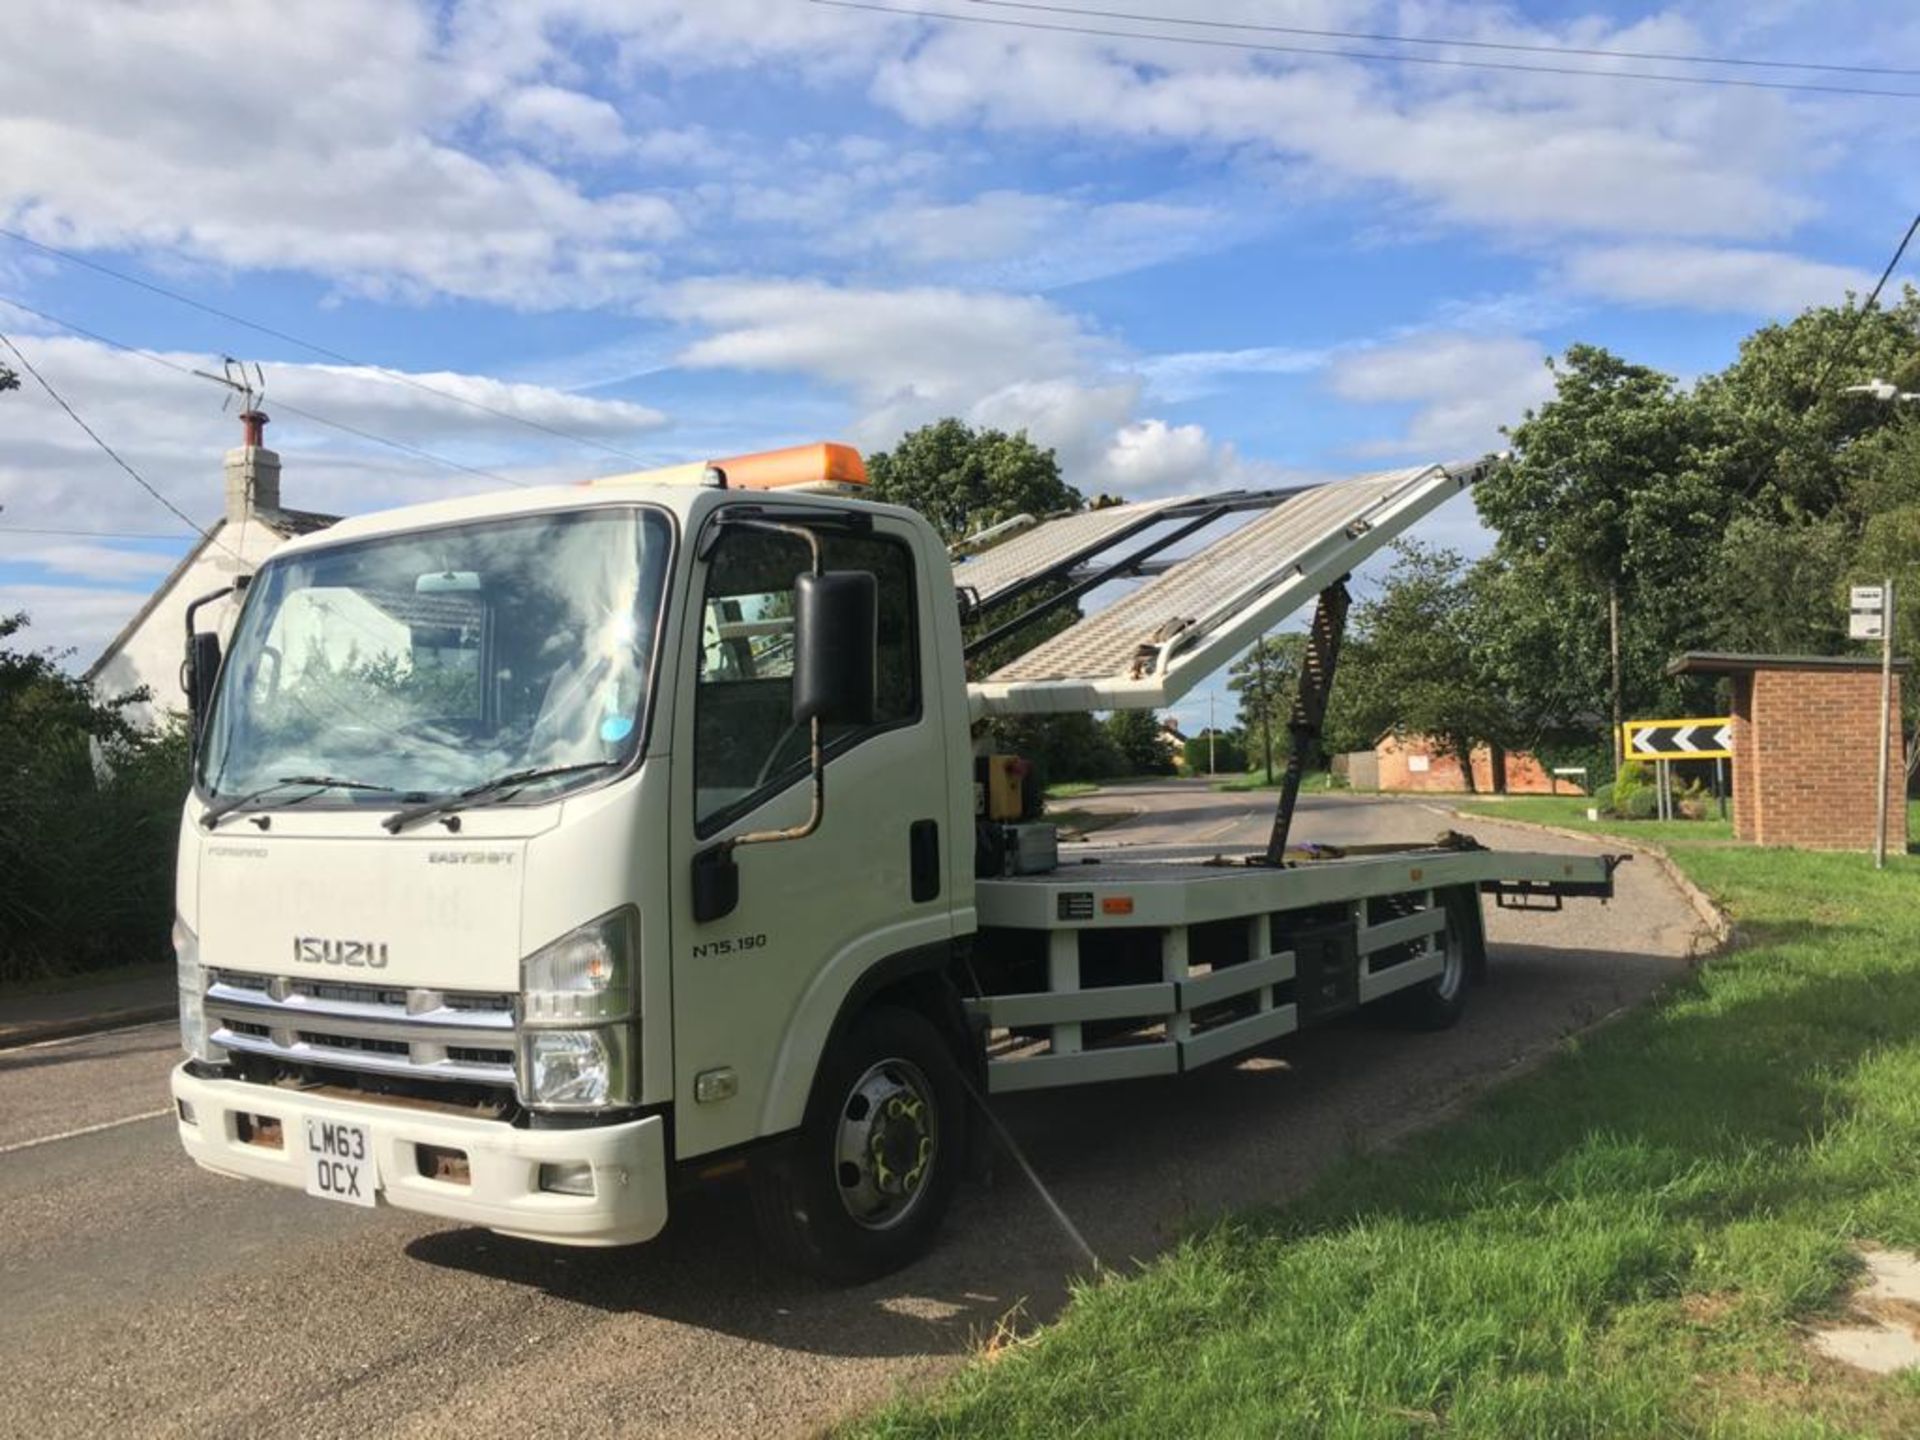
[381,761,617,834]
[201,775,397,828]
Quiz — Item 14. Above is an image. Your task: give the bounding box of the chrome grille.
[206,969,517,1087]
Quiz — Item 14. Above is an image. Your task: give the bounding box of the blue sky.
[2,0,1916,732]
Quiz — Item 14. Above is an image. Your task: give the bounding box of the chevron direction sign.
[1623,717,1734,760]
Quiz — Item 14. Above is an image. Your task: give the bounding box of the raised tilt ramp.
[966,459,1485,718]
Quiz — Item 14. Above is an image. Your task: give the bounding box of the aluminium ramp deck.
[969,461,1478,717]
[949,496,1189,608]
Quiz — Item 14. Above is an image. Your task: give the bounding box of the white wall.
[90,519,295,729]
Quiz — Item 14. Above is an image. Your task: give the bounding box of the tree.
[867,418,1081,545]
[1105,708,1174,776]
[0,365,17,393]
[1324,544,1504,790]
[1481,345,1705,762]
[1227,633,1304,783]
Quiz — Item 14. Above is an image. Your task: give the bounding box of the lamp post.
[1843,380,1919,868]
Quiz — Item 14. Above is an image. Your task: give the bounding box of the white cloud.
[665,274,1267,495]
[3,585,157,666]
[1138,345,1331,403]
[0,0,679,306]
[496,84,630,160]
[1328,333,1552,458]
[866,7,1825,243]
[1562,243,1875,314]
[0,537,181,583]
[0,332,672,544]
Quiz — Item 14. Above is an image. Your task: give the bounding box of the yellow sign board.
[1621,717,1733,761]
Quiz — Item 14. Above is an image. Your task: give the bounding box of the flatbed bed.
[969,843,1616,1093]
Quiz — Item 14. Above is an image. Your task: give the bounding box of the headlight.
[173,915,223,1063]
[523,1029,633,1110]
[517,908,638,1111]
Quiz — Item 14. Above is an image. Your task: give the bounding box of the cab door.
[667,509,956,1159]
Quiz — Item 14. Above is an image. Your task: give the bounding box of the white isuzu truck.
[169,442,1615,1279]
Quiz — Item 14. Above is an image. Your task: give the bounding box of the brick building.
[1344,732,1584,795]
[1669,653,1909,851]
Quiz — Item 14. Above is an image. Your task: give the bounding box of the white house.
[87,412,336,726]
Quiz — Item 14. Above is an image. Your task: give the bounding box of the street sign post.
[1851,580,1895,869]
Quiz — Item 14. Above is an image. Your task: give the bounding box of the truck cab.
[173,447,981,1277]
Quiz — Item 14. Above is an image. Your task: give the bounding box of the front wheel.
[751,1005,967,1283]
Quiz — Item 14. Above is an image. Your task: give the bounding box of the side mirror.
[792,570,877,726]
[691,845,740,924]
[185,631,222,738]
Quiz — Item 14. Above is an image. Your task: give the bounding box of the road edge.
[0,1004,177,1052]
[1439,807,1735,960]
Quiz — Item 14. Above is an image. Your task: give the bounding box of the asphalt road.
[2,786,1702,1440]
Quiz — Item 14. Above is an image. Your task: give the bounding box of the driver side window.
[693,525,918,834]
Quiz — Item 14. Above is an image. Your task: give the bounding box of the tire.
[751,1005,967,1283]
[1392,887,1483,1031]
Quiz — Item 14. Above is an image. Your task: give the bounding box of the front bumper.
[170,1064,668,1247]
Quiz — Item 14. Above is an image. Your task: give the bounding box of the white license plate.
[302,1118,379,1208]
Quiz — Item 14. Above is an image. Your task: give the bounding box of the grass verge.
[855,828,1920,1437]
[1042,781,1101,801]
[1210,767,1344,793]
[1457,794,1735,845]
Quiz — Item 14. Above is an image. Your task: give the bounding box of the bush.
[1621,786,1660,820]
[987,712,1122,787]
[1183,730,1247,774]
[0,615,190,985]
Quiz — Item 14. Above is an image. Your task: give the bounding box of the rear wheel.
[1392,887,1483,1031]
[751,1005,966,1282]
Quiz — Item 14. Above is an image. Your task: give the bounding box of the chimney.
[224,409,281,525]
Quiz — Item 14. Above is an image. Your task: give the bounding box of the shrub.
[1183,730,1247,774]
[0,614,190,985]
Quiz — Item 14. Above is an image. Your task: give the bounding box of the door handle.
[909,819,940,902]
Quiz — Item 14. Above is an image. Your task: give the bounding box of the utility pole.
[1255,635,1275,784]
[1841,381,1917,868]
[1876,577,1895,870]
[1208,692,1216,776]
[1609,579,1624,770]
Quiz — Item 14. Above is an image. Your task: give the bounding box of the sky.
[1,0,1916,734]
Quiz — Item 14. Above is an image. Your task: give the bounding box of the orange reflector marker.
[1101,896,1134,916]
[718,442,867,491]
[590,441,867,493]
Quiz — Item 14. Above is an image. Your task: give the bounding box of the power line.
[0,294,527,488]
[0,328,236,555]
[0,227,657,465]
[809,0,1920,100]
[959,0,1920,80]
[1812,208,1920,396]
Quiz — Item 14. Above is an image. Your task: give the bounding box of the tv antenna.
[191,355,267,412]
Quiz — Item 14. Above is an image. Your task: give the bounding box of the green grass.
[1457,794,1735,845]
[1042,781,1101,801]
[1210,767,1344,793]
[856,830,1920,1438]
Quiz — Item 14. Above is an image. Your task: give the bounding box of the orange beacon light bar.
[591,442,868,494]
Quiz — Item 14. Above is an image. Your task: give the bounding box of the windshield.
[199,506,673,806]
